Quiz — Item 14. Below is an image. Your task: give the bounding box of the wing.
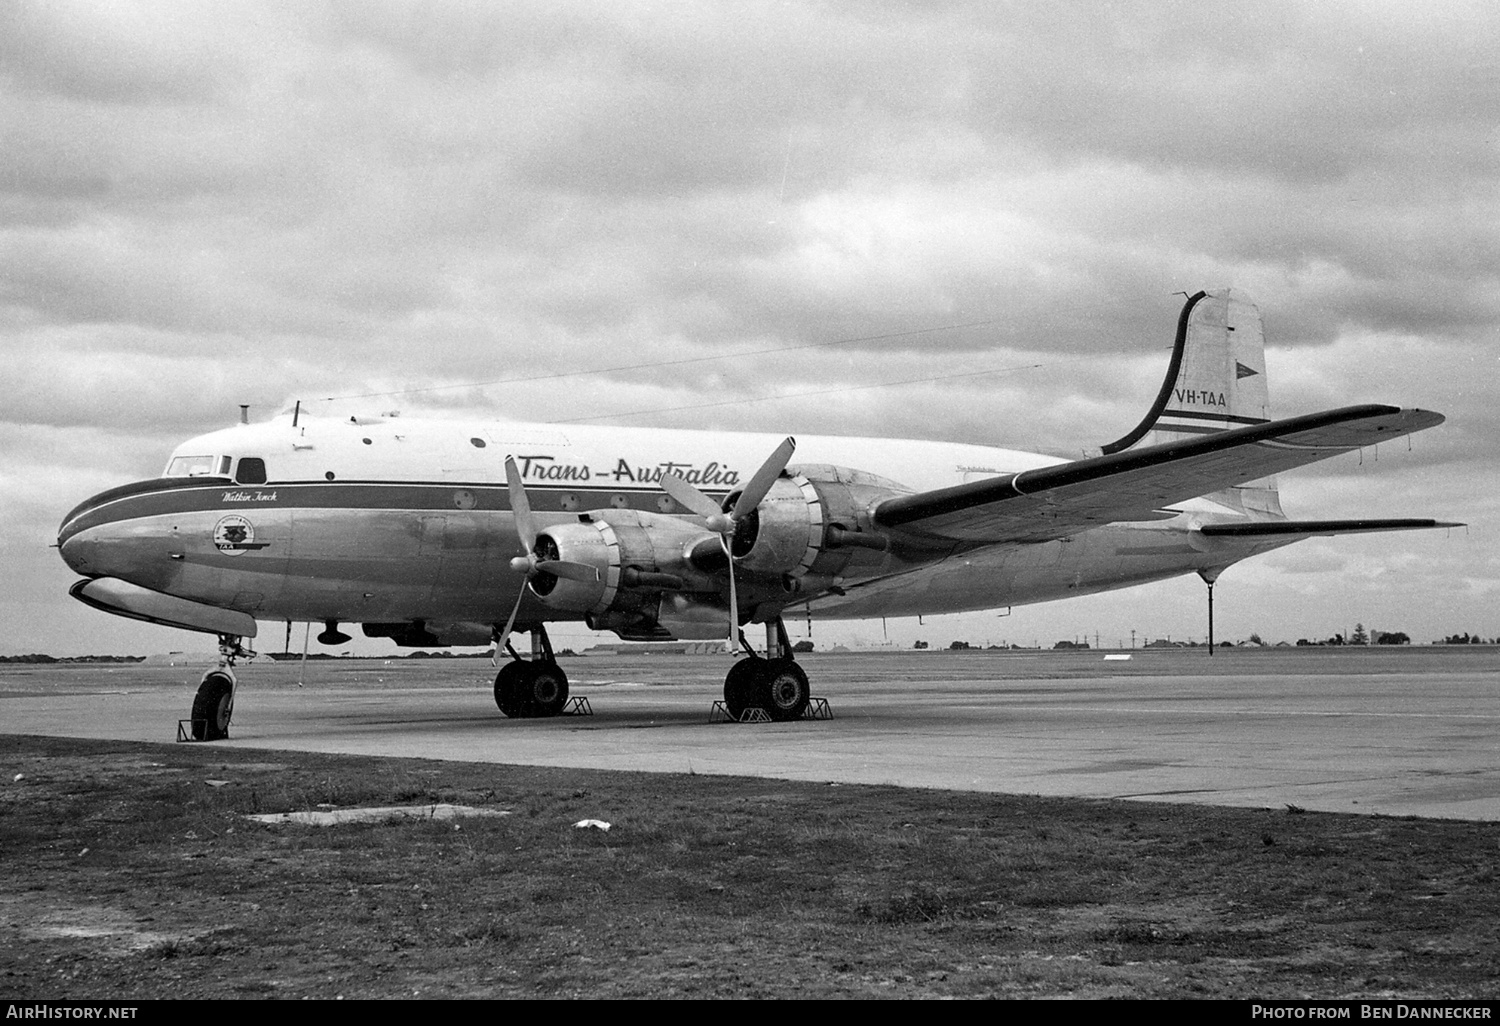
[872,404,1445,544]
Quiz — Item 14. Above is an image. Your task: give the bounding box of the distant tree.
[792,640,814,653]
[913,640,929,650]
[1247,633,1264,646]
[1296,639,1313,647]
[949,640,972,650]
[1375,632,1410,645]
[1351,623,1369,645]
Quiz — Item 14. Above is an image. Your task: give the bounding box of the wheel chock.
[711,700,830,723]
[804,697,833,720]
[563,696,593,716]
[711,701,770,723]
[177,719,218,742]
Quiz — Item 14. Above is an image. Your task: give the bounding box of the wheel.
[494,662,530,718]
[723,657,761,720]
[758,659,810,722]
[525,662,569,718]
[494,662,569,718]
[191,670,235,741]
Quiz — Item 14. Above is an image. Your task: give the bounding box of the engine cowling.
[525,509,717,616]
[695,465,912,583]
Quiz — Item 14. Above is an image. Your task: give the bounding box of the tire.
[526,662,569,718]
[723,657,762,720]
[494,662,530,718]
[191,671,235,741]
[759,659,810,722]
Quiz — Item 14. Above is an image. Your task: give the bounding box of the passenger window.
[216,456,232,476]
[235,457,268,485]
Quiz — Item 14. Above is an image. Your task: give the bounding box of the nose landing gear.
[185,634,254,741]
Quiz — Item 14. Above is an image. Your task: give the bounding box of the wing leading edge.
[872,404,1446,544]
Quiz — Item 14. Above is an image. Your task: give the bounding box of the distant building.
[141,651,221,666]
[581,641,732,657]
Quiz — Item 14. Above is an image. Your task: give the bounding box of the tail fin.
[1102,289,1282,516]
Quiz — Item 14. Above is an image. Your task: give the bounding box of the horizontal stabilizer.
[1198,518,1462,538]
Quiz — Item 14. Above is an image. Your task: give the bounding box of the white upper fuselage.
[166,412,1070,497]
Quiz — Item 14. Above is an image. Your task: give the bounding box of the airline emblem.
[213,515,268,554]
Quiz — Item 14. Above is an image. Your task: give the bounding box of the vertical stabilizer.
[1101,289,1282,516]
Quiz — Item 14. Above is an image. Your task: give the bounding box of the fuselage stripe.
[59,478,726,542]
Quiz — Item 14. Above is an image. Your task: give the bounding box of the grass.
[2,733,1498,999]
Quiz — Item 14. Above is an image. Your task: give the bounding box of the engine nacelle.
[716,465,912,582]
[524,465,911,640]
[590,594,730,642]
[527,509,717,615]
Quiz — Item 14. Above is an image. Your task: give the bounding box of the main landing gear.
[493,623,569,719]
[722,619,811,722]
[187,635,253,741]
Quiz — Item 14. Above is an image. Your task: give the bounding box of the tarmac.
[4,647,1499,820]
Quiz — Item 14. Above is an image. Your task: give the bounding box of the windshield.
[165,455,225,477]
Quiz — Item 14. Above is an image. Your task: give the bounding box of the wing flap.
[873,405,1445,544]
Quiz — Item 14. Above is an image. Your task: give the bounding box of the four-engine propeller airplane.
[58,290,1457,739]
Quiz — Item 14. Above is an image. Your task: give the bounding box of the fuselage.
[57,412,1279,642]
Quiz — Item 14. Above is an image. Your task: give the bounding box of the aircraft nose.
[57,485,138,579]
[59,530,99,576]
[58,480,186,593]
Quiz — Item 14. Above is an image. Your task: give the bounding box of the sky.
[2,0,1495,656]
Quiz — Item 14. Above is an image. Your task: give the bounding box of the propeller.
[659,436,795,647]
[496,455,599,659]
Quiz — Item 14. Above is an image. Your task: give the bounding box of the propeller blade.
[658,472,722,520]
[536,559,600,584]
[496,585,526,658]
[722,534,739,647]
[732,436,796,520]
[504,455,536,553]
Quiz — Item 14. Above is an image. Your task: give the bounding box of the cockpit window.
[235,457,267,485]
[165,455,218,477]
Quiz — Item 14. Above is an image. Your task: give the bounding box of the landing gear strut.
[492,623,569,718]
[189,635,253,741]
[722,619,811,722]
